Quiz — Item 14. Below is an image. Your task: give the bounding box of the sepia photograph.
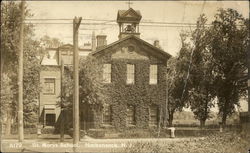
[0,0,249,152]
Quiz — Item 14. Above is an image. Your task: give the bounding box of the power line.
[24,22,201,28]
[25,18,210,25]
[24,18,245,27]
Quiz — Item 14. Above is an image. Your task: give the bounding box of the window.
[127,64,135,84]
[127,105,135,125]
[103,105,112,124]
[149,105,158,126]
[103,64,111,83]
[44,78,55,94]
[149,65,158,84]
[45,114,56,126]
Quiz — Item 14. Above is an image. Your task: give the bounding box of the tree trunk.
[222,98,228,127]
[60,110,65,142]
[200,119,206,129]
[222,112,227,127]
[168,112,174,127]
[5,109,12,135]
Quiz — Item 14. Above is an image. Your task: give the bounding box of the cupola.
[117,8,142,39]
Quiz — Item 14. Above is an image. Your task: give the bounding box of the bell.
[126,25,132,32]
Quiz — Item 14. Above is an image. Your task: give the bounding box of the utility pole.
[60,60,64,142]
[18,0,25,142]
[73,17,82,152]
[248,41,250,113]
[165,66,169,128]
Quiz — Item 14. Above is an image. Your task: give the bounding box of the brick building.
[82,8,171,129]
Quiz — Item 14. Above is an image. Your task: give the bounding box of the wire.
[25,18,212,26]
[24,22,201,29]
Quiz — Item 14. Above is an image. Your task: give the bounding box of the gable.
[117,8,142,23]
[122,9,141,18]
[92,36,171,62]
[111,45,149,60]
[118,8,141,18]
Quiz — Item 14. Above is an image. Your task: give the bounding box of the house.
[39,43,93,127]
[39,7,171,130]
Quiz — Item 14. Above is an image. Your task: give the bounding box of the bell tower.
[117,8,142,39]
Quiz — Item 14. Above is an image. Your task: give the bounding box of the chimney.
[154,40,161,49]
[96,35,107,49]
[91,31,96,51]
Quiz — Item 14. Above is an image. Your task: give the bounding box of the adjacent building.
[39,43,92,127]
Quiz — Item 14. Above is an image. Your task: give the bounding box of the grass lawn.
[2,131,249,152]
[119,131,250,153]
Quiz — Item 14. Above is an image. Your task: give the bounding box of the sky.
[25,1,249,112]
[26,1,249,57]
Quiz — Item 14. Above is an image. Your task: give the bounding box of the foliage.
[188,14,216,128]
[39,35,63,49]
[1,1,42,130]
[209,8,249,125]
[79,55,106,108]
[38,35,63,58]
[57,55,105,130]
[178,8,249,126]
[167,33,191,127]
[106,58,167,129]
[0,74,16,134]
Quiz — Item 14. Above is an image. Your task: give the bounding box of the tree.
[167,32,191,127]
[1,74,16,135]
[57,55,105,132]
[39,35,63,49]
[1,1,42,132]
[209,8,249,125]
[188,14,216,128]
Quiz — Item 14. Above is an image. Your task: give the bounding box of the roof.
[91,35,171,59]
[41,44,91,66]
[117,9,141,17]
[117,8,142,23]
[59,44,91,52]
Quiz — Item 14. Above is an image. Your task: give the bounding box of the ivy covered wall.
[91,39,169,129]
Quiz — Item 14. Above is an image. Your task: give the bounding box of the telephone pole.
[18,0,25,142]
[60,60,65,142]
[248,41,250,112]
[165,66,169,128]
[73,17,82,152]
